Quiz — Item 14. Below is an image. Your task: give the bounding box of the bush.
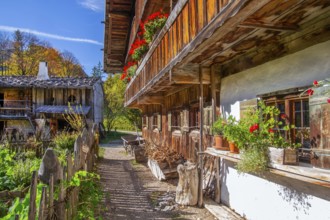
[54,131,78,152]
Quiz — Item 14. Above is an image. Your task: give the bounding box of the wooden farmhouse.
[104,0,330,219]
[0,62,104,140]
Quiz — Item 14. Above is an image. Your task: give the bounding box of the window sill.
[205,147,330,188]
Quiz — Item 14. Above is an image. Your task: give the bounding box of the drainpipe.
[198,65,204,207]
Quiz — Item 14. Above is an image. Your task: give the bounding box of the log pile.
[144,141,184,169]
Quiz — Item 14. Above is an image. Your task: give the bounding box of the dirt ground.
[97,143,217,220]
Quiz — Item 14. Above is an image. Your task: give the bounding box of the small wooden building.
[0,62,104,139]
[104,1,330,219]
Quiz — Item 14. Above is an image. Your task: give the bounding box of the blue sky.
[0,0,105,76]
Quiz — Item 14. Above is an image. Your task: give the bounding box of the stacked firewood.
[144,141,183,169]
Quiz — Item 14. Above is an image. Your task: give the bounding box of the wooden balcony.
[0,100,32,118]
[124,0,330,107]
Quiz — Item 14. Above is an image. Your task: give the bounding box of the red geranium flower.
[327,98,330,103]
[307,88,314,96]
[268,128,274,133]
[120,73,127,80]
[313,80,318,86]
[280,114,287,119]
[249,124,259,133]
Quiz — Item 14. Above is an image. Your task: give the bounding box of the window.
[68,95,76,104]
[263,93,310,163]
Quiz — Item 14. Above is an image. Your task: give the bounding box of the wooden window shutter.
[168,112,172,131]
[157,114,162,131]
[182,109,189,131]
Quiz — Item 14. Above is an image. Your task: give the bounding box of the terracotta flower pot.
[213,135,229,150]
[229,142,239,154]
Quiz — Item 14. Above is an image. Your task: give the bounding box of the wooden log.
[28,171,37,220]
[38,186,47,220]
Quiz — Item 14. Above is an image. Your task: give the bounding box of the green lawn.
[100,131,132,144]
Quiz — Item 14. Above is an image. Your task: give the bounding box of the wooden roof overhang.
[125,0,330,108]
[104,0,134,73]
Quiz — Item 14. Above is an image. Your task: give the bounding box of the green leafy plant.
[54,131,78,152]
[69,171,102,220]
[211,117,225,135]
[235,101,300,173]
[222,115,241,144]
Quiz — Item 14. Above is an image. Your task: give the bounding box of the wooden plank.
[207,0,216,22]
[204,198,243,220]
[215,158,221,203]
[197,0,205,31]
[28,171,37,220]
[182,4,190,45]
[189,0,197,39]
[198,65,204,208]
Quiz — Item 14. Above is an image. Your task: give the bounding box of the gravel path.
[98,143,217,220]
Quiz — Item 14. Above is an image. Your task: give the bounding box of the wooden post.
[49,174,54,219]
[211,65,216,124]
[198,65,204,207]
[67,154,73,218]
[58,167,67,220]
[38,186,47,220]
[215,158,221,203]
[28,171,37,220]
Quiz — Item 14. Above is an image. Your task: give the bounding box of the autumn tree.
[60,50,86,77]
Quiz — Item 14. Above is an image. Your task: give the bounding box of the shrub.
[54,131,78,152]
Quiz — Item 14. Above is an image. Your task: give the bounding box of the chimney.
[37,62,49,80]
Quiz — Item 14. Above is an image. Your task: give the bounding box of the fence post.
[67,154,73,219]
[49,174,54,219]
[38,186,47,220]
[57,166,67,220]
[28,171,37,220]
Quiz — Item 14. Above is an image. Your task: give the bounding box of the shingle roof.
[0,76,101,88]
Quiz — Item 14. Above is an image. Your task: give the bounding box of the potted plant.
[129,39,149,61]
[211,117,227,150]
[141,11,169,43]
[236,101,300,174]
[222,115,240,154]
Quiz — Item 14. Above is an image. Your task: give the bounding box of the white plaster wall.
[220,40,330,119]
[220,160,330,220]
[219,41,330,219]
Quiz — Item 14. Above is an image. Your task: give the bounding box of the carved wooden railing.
[125,0,235,106]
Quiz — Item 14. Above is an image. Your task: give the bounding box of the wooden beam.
[171,64,211,84]
[137,96,164,105]
[239,21,299,32]
[198,65,204,208]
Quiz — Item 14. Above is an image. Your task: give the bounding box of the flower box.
[268,147,298,165]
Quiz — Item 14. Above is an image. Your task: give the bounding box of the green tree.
[91,61,103,78]
[103,74,141,132]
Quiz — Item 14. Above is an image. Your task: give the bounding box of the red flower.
[280,114,287,119]
[127,77,131,82]
[307,88,314,96]
[249,124,259,133]
[268,128,274,133]
[120,73,127,80]
[327,98,330,104]
[313,80,318,86]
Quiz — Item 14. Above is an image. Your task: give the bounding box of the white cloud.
[78,0,104,12]
[0,25,103,45]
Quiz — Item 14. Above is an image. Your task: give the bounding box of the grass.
[98,147,105,159]
[100,131,131,144]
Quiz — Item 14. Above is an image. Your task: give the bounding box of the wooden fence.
[18,123,99,220]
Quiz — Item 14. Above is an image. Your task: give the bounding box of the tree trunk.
[175,162,198,206]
